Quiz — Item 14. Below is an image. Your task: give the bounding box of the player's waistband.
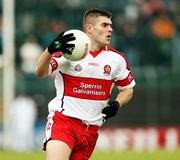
[55,111,99,131]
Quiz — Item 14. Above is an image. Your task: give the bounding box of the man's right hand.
[48,32,76,54]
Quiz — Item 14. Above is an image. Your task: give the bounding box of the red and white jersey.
[48,46,135,126]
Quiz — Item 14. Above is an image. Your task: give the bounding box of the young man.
[35,8,135,160]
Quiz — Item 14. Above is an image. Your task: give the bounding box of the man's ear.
[84,24,93,34]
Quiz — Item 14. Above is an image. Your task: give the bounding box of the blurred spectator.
[38,18,67,48]
[19,14,35,34]
[135,0,176,66]
[19,35,43,74]
[149,11,176,66]
[10,94,37,151]
[169,0,180,72]
[171,31,180,73]
[151,13,176,39]
[170,0,180,31]
[66,0,83,8]
[114,1,140,66]
[0,16,2,55]
[140,0,166,17]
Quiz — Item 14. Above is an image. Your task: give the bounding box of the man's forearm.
[35,48,52,78]
[115,88,133,107]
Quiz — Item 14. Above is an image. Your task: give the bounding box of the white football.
[62,29,91,61]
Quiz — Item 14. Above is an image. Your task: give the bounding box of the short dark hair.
[83,8,112,26]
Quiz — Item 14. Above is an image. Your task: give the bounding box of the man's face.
[91,16,113,46]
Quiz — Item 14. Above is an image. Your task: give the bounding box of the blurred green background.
[0,0,180,156]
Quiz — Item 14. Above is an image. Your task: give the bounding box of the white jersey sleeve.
[48,52,68,75]
[107,47,135,91]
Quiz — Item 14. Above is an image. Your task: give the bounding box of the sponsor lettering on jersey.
[63,74,113,100]
[82,43,89,58]
[88,62,99,66]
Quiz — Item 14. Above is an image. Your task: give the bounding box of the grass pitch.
[91,149,180,160]
[0,149,179,160]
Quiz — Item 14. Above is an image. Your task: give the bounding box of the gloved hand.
[48,32,76,54]
[102,100,120,120]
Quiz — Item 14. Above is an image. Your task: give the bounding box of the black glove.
[48,32,76,54]
[102,101,120,120]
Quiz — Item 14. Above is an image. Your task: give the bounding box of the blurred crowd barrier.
[96,127,180,151]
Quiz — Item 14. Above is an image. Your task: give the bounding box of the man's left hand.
[102,101,120,120]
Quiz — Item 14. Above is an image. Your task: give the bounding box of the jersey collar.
[90,46,109,58]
